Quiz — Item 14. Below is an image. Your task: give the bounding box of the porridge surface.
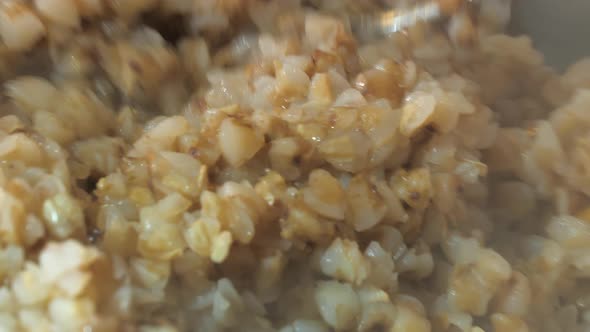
[0,1,589,331]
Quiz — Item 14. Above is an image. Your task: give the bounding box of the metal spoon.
[350,0,480,42]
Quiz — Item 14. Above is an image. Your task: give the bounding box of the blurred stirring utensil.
[350,0,479,42]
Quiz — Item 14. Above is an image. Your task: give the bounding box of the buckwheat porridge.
[0,0,589,331]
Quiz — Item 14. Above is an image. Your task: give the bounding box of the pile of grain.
[1,0,590,331]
